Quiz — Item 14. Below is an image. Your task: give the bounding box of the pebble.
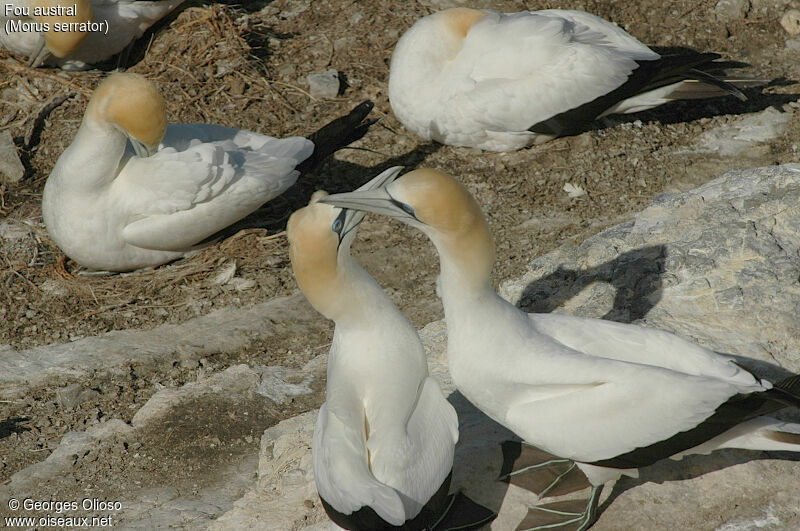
[714,0,750,20]
[0,130,24,183]
[306,69,340,98]
[780,9,800,35]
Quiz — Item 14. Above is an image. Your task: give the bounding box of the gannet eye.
[391,198,416,218]
[332,212,346,234]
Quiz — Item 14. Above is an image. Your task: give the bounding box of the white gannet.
[0,0,185,69]
[42,72,375,272]
[320,169,800,530]
[389,8,753,151]
[287,167,495,530]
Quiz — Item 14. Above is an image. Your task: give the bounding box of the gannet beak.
[321,166,418,223]
[28,35,51,67]
[332,166,405,251]
[128,136,158,158]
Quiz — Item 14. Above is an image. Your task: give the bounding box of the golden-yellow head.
[86,73,167,156]
[34,0,93,58]
[439,7,487,39]
[287,191,347,317]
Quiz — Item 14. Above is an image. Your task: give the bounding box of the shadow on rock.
[516,244,667,323]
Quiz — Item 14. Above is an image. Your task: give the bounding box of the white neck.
[57,118,128,191]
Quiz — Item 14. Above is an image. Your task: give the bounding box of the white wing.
[443,10,657,133]
[530,313,760,385]
[116,125,313,251]
[68,0,186,64]
[495,315,768,462]
[369,376,458,512]
[93,0,187,34]
[312,403,407,525]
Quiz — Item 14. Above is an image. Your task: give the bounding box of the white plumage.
[320,168,800,529]
[0,0,185,69]
[287,167,458,527]
[42,73,313,271]
[389,8,747,151]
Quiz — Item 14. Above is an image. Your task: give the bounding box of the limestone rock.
[501,163,800,374]
[0,293,320,400]
[677,107,793,157]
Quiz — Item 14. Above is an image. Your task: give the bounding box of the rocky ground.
[0,0,799,529]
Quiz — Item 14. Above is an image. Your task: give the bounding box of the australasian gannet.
[288,166,495,530]
[0,0,185,69]
[389,8,757,151]
[320,168,800,530]
[42,73,374,272]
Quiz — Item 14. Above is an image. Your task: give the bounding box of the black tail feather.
[686,68,747,101]
[530,51,756,137]
[297,100,376,173]
[771,373,800,409]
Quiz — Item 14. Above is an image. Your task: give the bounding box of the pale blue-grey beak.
[320,166,418,224]
[332,166,404,251]
[128,136,158,158]
[28,35,50,67]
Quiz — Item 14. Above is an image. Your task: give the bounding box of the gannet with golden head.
[321,169,800,530]
[42,73,374,272]
[287,167,495,530]
[0,0,185,69]
[389,8,752,151]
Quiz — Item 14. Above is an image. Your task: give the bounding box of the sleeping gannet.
[0,0,185,69]
[320,169,800,530]
[288,167,495,530]
[42,73,374,272]
[390,8,753,151]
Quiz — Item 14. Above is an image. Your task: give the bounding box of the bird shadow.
[515,244,667,323]
[447,390,516,517]
[0,416,30,440]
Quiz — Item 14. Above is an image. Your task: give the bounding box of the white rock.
[780,9,800,35]
[306,70,340,99]
[678,107,792,157]
[563,182,587,198]
[714,0,751,20]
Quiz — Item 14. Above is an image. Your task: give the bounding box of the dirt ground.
[0,0,798,522]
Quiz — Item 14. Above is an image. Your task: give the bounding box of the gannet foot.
[499,440,590,497]
[76,269,119,277]
[518,485,602,531]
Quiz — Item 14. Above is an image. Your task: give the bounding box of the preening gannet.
[389,8,753,151]
[320,169,800,530]
[42,73,374,272]
[288,167,495,530]
[0,0,185,69]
